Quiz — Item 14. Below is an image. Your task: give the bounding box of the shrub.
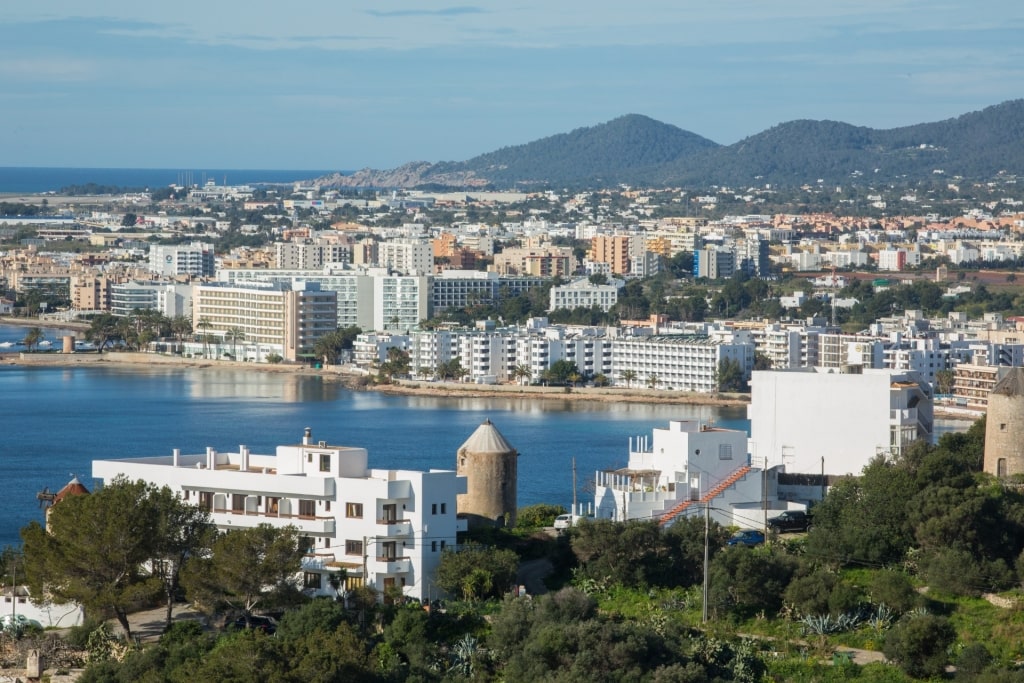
[517,503,566,529]
[882,614,956,679]
[868,570,918,613]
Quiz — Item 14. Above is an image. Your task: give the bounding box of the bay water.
[0,352,747,549]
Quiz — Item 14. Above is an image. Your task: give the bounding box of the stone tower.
[984,367,1024,478]
[456,419,518,528]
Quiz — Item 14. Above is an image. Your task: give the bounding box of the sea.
[0,167,336,194]
[0,326,750,549]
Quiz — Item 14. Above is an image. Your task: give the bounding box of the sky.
[2,1,1023,171]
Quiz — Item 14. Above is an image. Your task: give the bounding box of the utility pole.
[702,502,710,624]
[572,457,577,517]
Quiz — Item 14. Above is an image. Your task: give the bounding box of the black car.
[227,615,278,635]
[767,510,810,533]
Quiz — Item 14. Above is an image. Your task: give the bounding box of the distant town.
[2,178,1023,420]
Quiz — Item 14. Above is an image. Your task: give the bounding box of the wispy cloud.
[365,6,485,18]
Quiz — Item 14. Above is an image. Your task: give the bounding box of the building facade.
[91,429,466,601]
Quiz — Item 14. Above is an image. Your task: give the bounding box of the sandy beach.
[3,349,752,407]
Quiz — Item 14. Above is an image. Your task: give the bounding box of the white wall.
[748,369,895,476]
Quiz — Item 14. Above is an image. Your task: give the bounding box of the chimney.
[206,447,216,470]
[303,427,312,445]
[240,445,249,471]
[172,448,180,467]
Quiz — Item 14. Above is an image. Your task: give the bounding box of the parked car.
[0,614,43,631]
[553,514,573,530]
[226,615,277,635]
[726,529,766,547]
[767,510,810,533]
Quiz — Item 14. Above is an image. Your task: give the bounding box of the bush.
[883,614,956,679]
[957,643,993,677]
[784,571,836,617]
[868,570,918,613]
[517,503,566,529]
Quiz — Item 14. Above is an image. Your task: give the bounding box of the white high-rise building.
[149,242,216,278]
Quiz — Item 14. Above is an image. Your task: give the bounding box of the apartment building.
[491,245,575,277]
[192,281,337,362]
[91,429,466,602]
[378,240,433,276]
[149,242,215,278]
[611,335,754,392]
[589,235,631,275]
[274,242,352,270]
[549,278,622,313]
[109,281,193,318]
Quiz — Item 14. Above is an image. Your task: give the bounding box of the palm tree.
[170,316,192,354]
[620,369,637,388]
[568,372,582,388]
[225,327,246,360]
[513,364,533,386]
[22,327,44,352]
[646,373,659,390]
[196,317,212,357]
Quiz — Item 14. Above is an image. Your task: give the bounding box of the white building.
[378,240,433,276]
[109,281,193,318]
[549,278,623,313]
[593,420,774,528]
[91,429,466,602]
[612,335,754,392]
[149,242,216,278]
[748,368,933,476]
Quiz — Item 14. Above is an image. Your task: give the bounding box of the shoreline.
[3,351,752,407]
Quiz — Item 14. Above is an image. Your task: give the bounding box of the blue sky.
[2,1,1022,170]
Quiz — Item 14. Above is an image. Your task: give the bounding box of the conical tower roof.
[458,418,516,455]
[52,476,90,505]
[991,367,1024,398]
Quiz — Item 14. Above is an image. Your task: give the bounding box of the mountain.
[314,100,1024,190]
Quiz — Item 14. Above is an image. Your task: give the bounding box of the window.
[232,494,246,513]
[303,572,322,589]
[431,541,437,552]
[718,444,733,460]
[440,503,446,514]
[324,500,331,512]
[299,499,316,518]
[431,503,437,515]
[345,576,365,590]
[440,540,446,550]
[198,491,213,512]
[320,453,331,472]
[267,497,280,515]
[345,539,363,556]
[346,503,363,518]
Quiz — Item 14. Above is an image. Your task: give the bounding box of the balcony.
[374,556,412,573]
[889,407,918,425]
[211,509,336,535]
[376,518,413,536]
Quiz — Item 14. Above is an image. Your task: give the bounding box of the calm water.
[0,167,336,194]
[0,361,748,549]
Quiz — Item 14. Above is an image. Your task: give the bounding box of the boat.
[0,341,13,348]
